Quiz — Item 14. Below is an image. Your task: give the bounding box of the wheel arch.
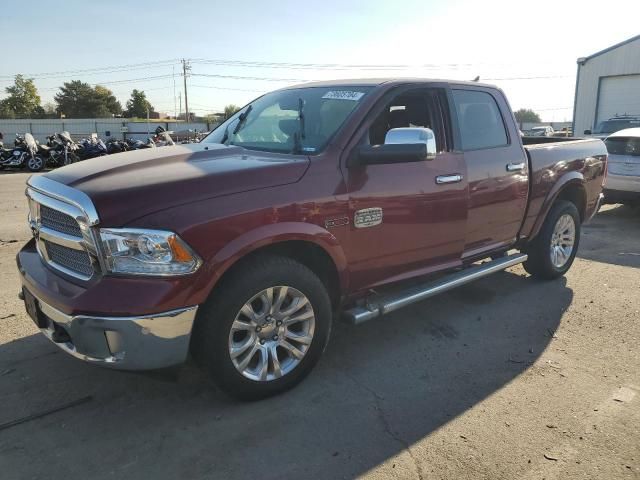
[528,173,587,241]
[198,223,348,308]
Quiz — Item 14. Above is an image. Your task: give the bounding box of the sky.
[0,0,638,121]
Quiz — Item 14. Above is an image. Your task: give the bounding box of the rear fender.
[528,172,585,240]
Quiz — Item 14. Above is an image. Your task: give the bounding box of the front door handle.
[435,174,463,184]
[506,162,526,172]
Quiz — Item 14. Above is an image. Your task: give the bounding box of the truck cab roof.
[285,78,498,90]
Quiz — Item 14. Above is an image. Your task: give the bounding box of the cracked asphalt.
[1,171,639,479]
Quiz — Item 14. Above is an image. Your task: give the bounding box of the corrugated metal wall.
[573,36,640,135]
[0,119,213,144]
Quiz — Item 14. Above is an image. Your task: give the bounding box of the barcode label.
[322,91,365,101]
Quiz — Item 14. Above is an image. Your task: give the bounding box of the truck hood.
[44,143,310,226]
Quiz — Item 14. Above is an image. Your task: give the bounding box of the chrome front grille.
[26,176,102,281]
[40,205,83,237]
[45,241,94,277]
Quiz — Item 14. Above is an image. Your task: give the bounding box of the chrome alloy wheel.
[550,213,576,268]
[228,286,315,382]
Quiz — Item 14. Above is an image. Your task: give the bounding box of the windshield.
[594,119,640,134]
[203,86,373,154]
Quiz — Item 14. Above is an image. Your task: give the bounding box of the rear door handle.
[506,162,526,172]
[435,174,463,184]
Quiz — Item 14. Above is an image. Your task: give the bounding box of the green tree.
[514,108,541,124]
[94,85,123,117]
[0,74,42,118]
[125,89,154,118]
[0,102,15,119]
[43,102,57,117]
[224,104,240,119]
[54,81,122,118]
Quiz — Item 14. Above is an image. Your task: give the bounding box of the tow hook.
[51,324,72,344]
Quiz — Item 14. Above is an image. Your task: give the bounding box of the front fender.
[197,222,348,299]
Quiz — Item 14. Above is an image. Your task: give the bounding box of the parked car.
[526,126,554,137]
[603,127,640,205]
[584,114,640,139]
[17,79,607,399]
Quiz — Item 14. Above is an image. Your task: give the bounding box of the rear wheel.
[191,255,332,400]
[523,200,580,279]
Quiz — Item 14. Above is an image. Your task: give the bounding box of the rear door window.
[452,89,508,150]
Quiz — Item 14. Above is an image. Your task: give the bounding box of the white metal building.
[572,34,640,135]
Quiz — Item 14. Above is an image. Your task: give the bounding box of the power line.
[94,74,175,85]
[0,59,180,80]
[33,74,176,92]
[192,58,478,71]
[193,73,311,82]
[190,84,265,93]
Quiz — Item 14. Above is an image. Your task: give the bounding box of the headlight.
[99,228,201,276]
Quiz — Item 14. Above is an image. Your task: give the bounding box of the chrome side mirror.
[384,127,437,160]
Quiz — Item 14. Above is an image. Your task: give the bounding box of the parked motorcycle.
[0,133,45,172]
[125,137,156,150]
[77,136,108,160]
[105,138,129,154]
[39,132,80,168]
[153,126,175,147]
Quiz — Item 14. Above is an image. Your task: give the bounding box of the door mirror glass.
[384,127,437,160]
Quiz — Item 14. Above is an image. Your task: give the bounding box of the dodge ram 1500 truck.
[17,79,607,399]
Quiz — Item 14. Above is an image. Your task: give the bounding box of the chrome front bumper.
[27,292,198,370]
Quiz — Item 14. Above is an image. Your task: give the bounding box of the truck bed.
[520,137,608,239]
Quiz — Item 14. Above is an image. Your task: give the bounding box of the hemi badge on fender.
[325,217,350,229]
[354,207,383,229]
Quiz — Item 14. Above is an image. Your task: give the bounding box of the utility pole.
[182,59,190,122]
[172,65,177,119]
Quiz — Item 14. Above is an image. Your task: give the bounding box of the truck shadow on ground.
[579,204,640,269]
[0,271,572,480]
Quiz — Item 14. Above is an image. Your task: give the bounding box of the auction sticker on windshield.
[322,91,365,101]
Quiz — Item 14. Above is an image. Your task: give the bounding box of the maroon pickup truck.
[17,79,607,399]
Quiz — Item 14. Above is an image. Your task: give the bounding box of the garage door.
[596,75,640,124]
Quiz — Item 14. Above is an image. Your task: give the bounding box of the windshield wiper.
[221,123,231,145]
[220,105,253,145]
[292,98,306,154]
[232,105,253,135]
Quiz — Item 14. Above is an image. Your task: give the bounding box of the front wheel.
[191,255,332,400]
[26,155,45,172]
[523,200,580,279]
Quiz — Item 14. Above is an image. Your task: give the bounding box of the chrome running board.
[343,253,528,325]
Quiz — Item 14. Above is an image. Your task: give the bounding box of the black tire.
[522,200,580,280]
[191,255,332,400]
[26,155,45,172]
